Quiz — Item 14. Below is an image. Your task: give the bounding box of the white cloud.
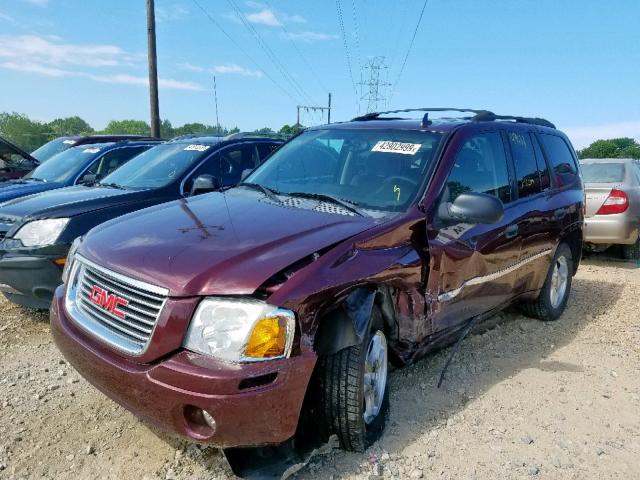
[564,121,640,149]
[0,35,203,91]
[245,8,281,26]
[281,31,339,42]
[228,3,306,27]
[156,4,189,22]
[20,0,50,6]
[178,62,263,78]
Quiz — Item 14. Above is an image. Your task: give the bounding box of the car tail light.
[596,188,629,215]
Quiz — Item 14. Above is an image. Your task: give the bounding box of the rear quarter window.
[539,134,579,188]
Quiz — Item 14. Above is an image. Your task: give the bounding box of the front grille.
[67,256,168,355]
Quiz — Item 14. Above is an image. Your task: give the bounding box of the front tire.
[522,242,573,321]
[318,308,389,452]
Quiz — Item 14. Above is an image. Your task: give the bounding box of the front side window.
[100,143,213,189]
[83,146,149,180]
[445,131,511,204]
[246,129,443,212]
[27,143,110,183]
[540,134,578,187]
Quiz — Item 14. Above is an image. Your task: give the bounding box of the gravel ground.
[0,254,638,480]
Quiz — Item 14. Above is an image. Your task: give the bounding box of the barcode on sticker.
[184,144,210,152]
[372,141,421,155]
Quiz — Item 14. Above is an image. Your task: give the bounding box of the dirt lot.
[0,255,639,480]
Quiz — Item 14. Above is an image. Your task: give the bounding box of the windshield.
[100,143,214,189]
[581,162,626,183]
[246,128,443,212]
[26,144,109,183]
[31,138,77,162]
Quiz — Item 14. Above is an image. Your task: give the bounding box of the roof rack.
[351,107,556,129]
[223,132,293,141]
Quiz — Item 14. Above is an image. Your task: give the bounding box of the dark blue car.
[0,140,161,204]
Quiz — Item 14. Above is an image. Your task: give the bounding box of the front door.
[426,130,521,334]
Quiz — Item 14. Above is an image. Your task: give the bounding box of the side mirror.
[78,173,98,185]
[190,174,221,196]
[438,192,504,224]
[240,169,252,182]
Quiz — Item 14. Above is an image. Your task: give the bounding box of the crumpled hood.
[80,189,377,297]
[0,185,140,220]
[0,180,61,203]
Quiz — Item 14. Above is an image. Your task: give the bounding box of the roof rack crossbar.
[351,107,556,129]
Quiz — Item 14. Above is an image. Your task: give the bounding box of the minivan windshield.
[580,162,626,183]
[100,143,213,189]
[245,129,443,212]
[31,137,76,162]
[26,144,110,183]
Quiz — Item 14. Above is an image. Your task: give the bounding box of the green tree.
[579,138,640,159]
[102,119,151,136]
[0,112,50,152]
[279,123,304,135]
[47,116,94,137]
[253,127,275,134]
[160,119,175,139]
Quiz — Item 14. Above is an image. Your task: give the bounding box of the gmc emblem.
[90,286,128,319]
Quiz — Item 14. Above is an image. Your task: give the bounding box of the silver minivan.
[581,158,640,259]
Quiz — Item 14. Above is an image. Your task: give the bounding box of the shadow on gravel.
[294,276,624,478]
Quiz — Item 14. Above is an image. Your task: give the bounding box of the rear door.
[427,129,521,333]
[505,130,556,294]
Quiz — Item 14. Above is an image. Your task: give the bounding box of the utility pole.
[213,75,220,134]
[296,93,332,126]
[358,56,390,113]
[146,0,161,138]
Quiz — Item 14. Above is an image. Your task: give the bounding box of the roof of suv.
[167,132,288,146]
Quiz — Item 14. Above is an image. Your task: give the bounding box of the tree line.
[0,112,304,152]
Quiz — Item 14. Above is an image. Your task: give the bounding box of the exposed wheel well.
[561,227,583,275]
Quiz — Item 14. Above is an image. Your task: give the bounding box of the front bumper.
[0,252,67,309]
[584,215,639,245]
[50,287,317,448]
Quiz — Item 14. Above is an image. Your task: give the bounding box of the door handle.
[505,224,519,239]
[554,208,567,220]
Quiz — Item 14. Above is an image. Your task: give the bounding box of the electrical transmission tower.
[358,56,391,113]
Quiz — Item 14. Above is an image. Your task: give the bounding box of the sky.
[0,0,639,148]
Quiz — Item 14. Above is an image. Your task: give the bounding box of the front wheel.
[317,309,389,452]
[521,242,573,321]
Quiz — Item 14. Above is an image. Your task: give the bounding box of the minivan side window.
[539,134,578,187]
[508,131,542,199]
[446,132,511,204]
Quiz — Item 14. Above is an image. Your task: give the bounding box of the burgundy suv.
[51,109,583,457]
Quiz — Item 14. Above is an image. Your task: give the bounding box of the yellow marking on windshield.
[394,184,401,202]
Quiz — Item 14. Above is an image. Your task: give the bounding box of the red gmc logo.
[90,286,128,319]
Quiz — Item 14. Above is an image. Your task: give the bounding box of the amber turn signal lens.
[245,317,287,358]
[53,258,66,266]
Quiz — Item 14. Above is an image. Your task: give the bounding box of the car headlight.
[14,218,69,247]
[183,298,295,363]
[62,236,83,284]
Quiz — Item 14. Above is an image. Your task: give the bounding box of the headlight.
[62,236,83,284]
[183,298,295,363]
[14,218,69,247]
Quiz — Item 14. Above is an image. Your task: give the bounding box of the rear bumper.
[0,254,65,308]
[50,286,317,448]
[584,215,638,245]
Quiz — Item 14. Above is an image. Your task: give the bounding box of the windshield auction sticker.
[82,147,100,154]
[184,144,210,152]
[372,141,421,155]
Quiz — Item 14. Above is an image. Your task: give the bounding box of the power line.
[391,0,429,98]
[225,0,317,106]
[190,0,299,103]
[336,0,358,100]
[263,0,330,95]
[350,0,362,71]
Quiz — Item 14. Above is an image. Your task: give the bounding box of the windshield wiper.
[286,192,365,217]
[238,182,281,203]
[98,182,127,190]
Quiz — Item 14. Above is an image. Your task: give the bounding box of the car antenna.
[436,315,482,388]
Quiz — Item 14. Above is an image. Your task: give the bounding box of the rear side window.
[257,142,280,162]
[508,131,545,199]
[539,134,578,187]
[446,132,511,204]
[580,163,626,183]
